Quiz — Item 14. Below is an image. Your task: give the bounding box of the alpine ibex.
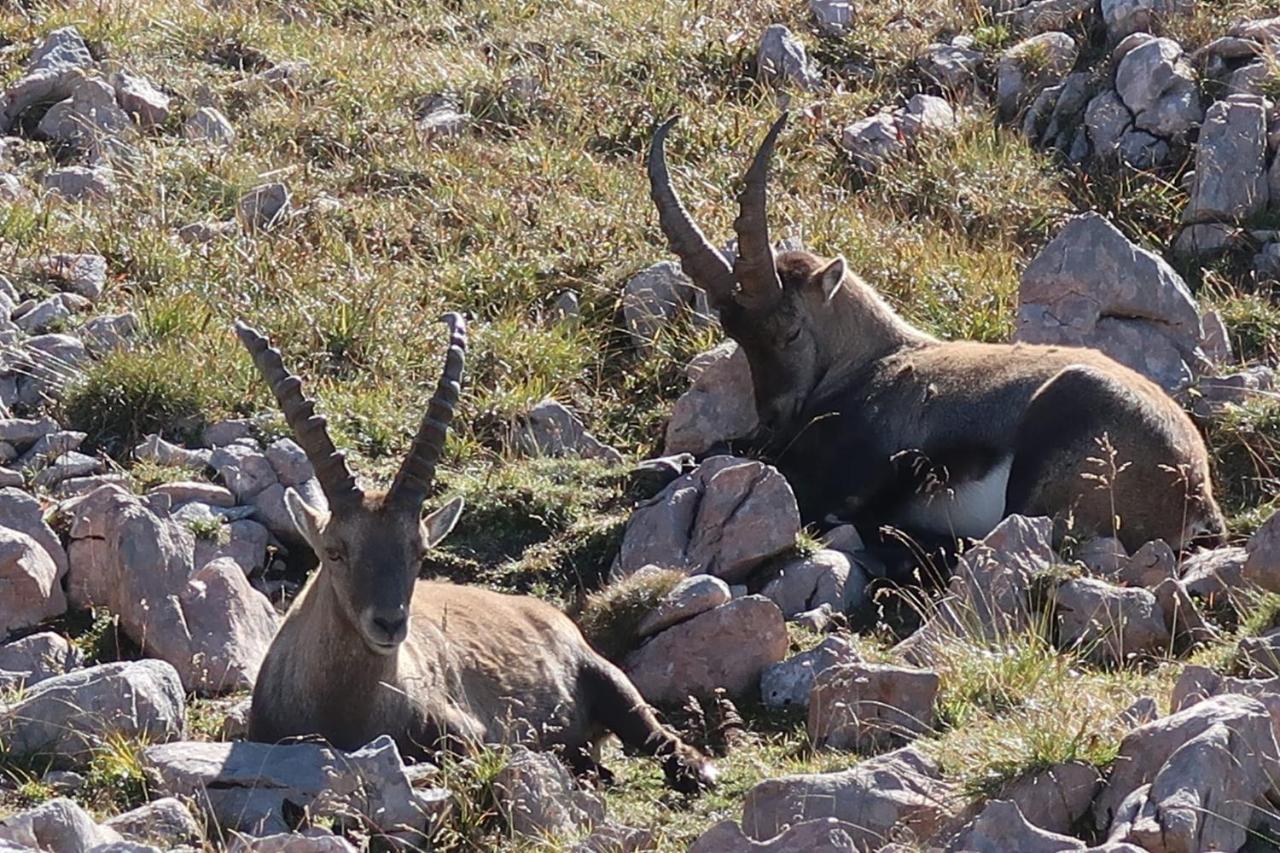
[236,316,714,791]
[649,114,1225,552]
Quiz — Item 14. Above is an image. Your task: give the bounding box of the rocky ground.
[3,0,1280,851]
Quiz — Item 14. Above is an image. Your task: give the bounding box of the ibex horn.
[732,113,788,312]
[234,322,363,507]
[387,312,466,510]
[648,116,737,309]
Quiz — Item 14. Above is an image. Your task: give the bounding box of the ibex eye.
[325,547,343,562]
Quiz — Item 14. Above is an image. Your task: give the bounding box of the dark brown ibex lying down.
[650,115,1225,553]
[236,316,714,792]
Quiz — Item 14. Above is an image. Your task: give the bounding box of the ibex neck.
[813,276,933,400]
[295,568,400,676]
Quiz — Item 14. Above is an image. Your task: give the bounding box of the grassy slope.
[2,0,1280,849]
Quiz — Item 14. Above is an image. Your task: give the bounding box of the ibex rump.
[237,316,713,792]
[649,115,1225,552]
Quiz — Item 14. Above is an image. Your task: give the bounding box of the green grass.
[3,0,1280,847]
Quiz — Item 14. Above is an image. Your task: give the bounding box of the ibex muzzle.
[649,115,1226,551]
[236,316,715,792]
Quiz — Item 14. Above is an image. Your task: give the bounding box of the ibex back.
[649,115,1225,552]
[237,316,713,791]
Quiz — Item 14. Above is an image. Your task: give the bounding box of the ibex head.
[649,114,852,436]
[235,315,467,655]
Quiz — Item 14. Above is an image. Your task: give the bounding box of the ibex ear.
[817,256,846,303]
[284,487,328,552]
[422,496,465,547]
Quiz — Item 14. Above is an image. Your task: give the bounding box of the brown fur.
[737,251,1224,551]
[239,322,714,792]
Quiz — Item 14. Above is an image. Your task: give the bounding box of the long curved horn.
[234,322,363,507]
[732,113,788,312]
[648,116,737,308]
[387,313,466,510]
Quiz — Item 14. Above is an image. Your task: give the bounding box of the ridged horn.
[648,116,737,308]
[387,313,466,510]
[732,113,788,312]
[234,322,363,507]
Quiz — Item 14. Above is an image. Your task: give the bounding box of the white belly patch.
[896,456,1013,540]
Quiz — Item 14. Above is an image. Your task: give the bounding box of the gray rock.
[807,662,939,750]
[665,341,758,457]
[210,443,278,501]
[204,419,256,447]
[1245,509,1280,592]
[621,260,712,350]
[996,32,1078,119]
[15,295,71,334]
[37,77,133,147]
[810,0,853,36]
[134,434,212,469]
[41,166,115,201]
[760,549,869,618]
[264,437,313,486]
[494,746,605,838]
[1180,545,1246,604]
[636,574,731,638]
[103,798,200,847]
[839,112,905,172]
[33,252,107,300]
[1051,577,1170,665]
[515,398,624,464]
[1016,212,1204,391]
[27,28,94,76]
[551,290,580,326]
[0,487,69,580]
[416,106,469,145]
[917,42,983,91]
[194,518,270,576]
[1152,577,1215,654]
[899,94,956,141]
[0,798,121,853]
[65,484,277,694]
[238,182,290,231]
[614,456,800,582]
[761,635,860,709]
[1197,310,1233,367]
[110,70,170,128]
[0,527,66,638]
[150,481,236,507]
[688,817,862,852]
[1105,716,1279,852]
[33,450,103,487]
[1173,222,1236,259]
[1238,627,1280,676]
[624,596,787,704]
[0,417,58,448]
[1005,0,1094,35]
[1115,37,1200,138]
[17,333,91,405]
[952,799,1086,851]
[0,172,29,202]
[0,660,185,766]
[229,833,357,853]
[81,313,139,356]
[756,25,822,92]
[177,219,239,244]
[740,747,956,844]
[143,735,431,837]
[991,761,1102,836]
[1094,694,1280,835]
[183,107,235,146]
[1170,665,1280,736]
[16,430,86,471]
[1102,0,1192,39]
[1183,95,1268,224]
[0,631,81,690]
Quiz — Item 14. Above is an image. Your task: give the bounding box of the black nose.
[371,612,408,642]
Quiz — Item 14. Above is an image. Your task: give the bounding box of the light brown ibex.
[649,114,1225,552]
[237,316,714,791]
